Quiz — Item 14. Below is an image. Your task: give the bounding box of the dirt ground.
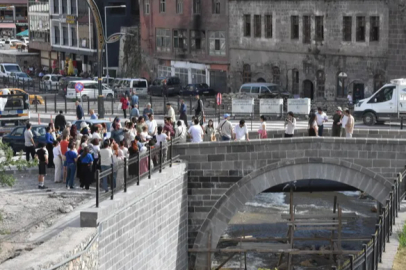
[0,191,91,264]
[393,247,406,270]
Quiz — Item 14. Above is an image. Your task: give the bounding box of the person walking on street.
[166,103,176,124]
[76,100,84,120]
[35,143,48,189]
[188,118,204,143]
[24,123,36,161]
[341,107,349,137]
[284,112,296,138]
[131,91,139,107]
[195,95,205,125]
[54,111,66,131]
[121,95,130,119]
[258,115,268,139]
[332,107,343,137]
[89,109,98,119]
[45,127,55,168]
[179,99,188,127]
[345,109,355,138]
[205,120,216,141]
[130,104,139,119]
[234,119,249,141]
[65,142,78,189]
[99,140,113,192]
[217,114,233,141]
[308,114,318,137]
[143,103,154,120]
[315,107,328,136]
[53,140,63,183]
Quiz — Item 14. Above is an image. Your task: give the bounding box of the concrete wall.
[81,163,189,270]
[0,51,40,70]
[0,228,98,270]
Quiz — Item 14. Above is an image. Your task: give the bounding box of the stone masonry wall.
[94,163,189,270]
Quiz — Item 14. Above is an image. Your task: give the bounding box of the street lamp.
[104,5,126,79]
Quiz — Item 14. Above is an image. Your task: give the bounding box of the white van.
[354,78,406,125]
[66,80,115,100]
[116,78,149,96]
[0,63,22,78]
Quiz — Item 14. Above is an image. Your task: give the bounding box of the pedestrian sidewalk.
[379,200,406,270]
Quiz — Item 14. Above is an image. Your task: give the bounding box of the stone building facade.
[229,0,390,103]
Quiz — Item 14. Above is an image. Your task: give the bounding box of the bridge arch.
[191,157,392,268]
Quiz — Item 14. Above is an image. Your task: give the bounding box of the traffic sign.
[75,82,84,93]
[216,93,222,105]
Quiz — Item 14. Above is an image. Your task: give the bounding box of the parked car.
[112,78,125,90]
[8,72,34,87]
[115,78,149,97]
[0,63,22,78]
[180,83,217,96]
[239,83,290,99]
[66,80,114,100]
[22,37,29,45]
[2,125,47,155]
[40,74,62,92]
[72,119,112,138]
[148,76,182,96]
[93,76,115,86]
[59,76,83,95]
[0,38,6,47]
[3,88,44,105]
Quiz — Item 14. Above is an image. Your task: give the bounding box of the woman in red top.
[120,95,129,119]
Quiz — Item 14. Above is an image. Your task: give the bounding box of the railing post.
[111,95,114,115]
[372,234,376,270]
[44,95,47,113]
[124,158,127,192]
[88,96,90,115]
[110,164,114,200]
[96,169,100,208]
[148,146,151,179]
[54,93,57,113]
[401,117,404,130]
[137,151,140,186]
[189,95,192,115]
[388,197,393,237]
[64,95,67,114]
[363,244,367,270]
[159,141,163,173]
[170,137,173,168]
[349,255,354,270]
[376,224,381,264]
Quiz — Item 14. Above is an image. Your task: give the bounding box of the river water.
[212,191,378,270]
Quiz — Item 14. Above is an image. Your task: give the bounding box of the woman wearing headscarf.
[79,146,93,190]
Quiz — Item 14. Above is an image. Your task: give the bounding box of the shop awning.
[0,23,15,29]
[16,29,28,36]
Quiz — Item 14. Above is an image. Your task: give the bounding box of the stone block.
[208,154,225,162]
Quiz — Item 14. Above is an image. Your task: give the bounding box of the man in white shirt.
[146,114,157,136]
[341,107,349,137]
[234,119,249,141]
[217,114,234,141]
[347,93,353,105]
[166,103,176,124]
[315,107,328,137]
[188,118,204,143]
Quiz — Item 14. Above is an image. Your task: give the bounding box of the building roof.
[0,0,27,4]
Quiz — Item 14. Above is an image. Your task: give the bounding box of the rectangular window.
[156,28,171,52]
[292,70,299,95]
[209,31,226,56]
[343,16,352,42]
[291,16,299,40]
[71,27,77,46]
[176,0,183,14]
[53,0,59,13]
[62,27,68,45]
[370,16,379,42]
[191,69,206,83]
[356,16,365,42]
[244,15,251,37]
[71,0,77,14]
[159,0,165,13]
[212,0,220,14]
[54,26,60,44]
[303,15,311,44]
[144,0,150,14]
[315,16,324,41]
[191,30,205,54]
[265,15,272,38]
[158,65,171,77]
[173,29,187,51]
[62,0,67,14]
[254,15,261,38]
[175,68,188,86]
[193,0,200,14]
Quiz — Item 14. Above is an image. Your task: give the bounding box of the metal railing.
[94,137,179,208]
[338,169,406,270]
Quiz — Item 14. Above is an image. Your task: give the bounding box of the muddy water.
[212,191,378,270]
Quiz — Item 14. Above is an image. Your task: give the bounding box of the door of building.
[353,83,365,103]
[303,80,314,100]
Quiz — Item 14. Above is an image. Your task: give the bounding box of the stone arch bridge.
[173,136,406,269]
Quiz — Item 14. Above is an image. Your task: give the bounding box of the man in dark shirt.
[35,143,48,189]
[194,95,204,125]
[76,100,84,120]
[54,110,66,131]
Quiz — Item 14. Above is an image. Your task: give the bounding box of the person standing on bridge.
[121,96,130,119]
[332,107,343,137]
[179,99,188,127]
[284,112,296,138]
[341,107,349,137]
[131,91,139,107]
[89,109,98,120]
[54,111,66,131]
[217,114,233,141]
[188,118,204,143]
[76,101,84,120]
[166,103,176,125]
[344,109,355,138]
[234,119,249,141]
[35,143,48,189]
[308,114,318,137]
[258,115,267,139]
[195,95,205,126]
[315,107,328,136]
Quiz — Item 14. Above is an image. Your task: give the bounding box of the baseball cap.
[224,114,230,119]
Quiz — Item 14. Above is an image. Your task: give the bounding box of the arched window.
[272,66,280,85]
[243,64,251,83]
[316,70,325,98]
[374,73,385,93]
[257,77,266,82]
[292,69,299,95]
